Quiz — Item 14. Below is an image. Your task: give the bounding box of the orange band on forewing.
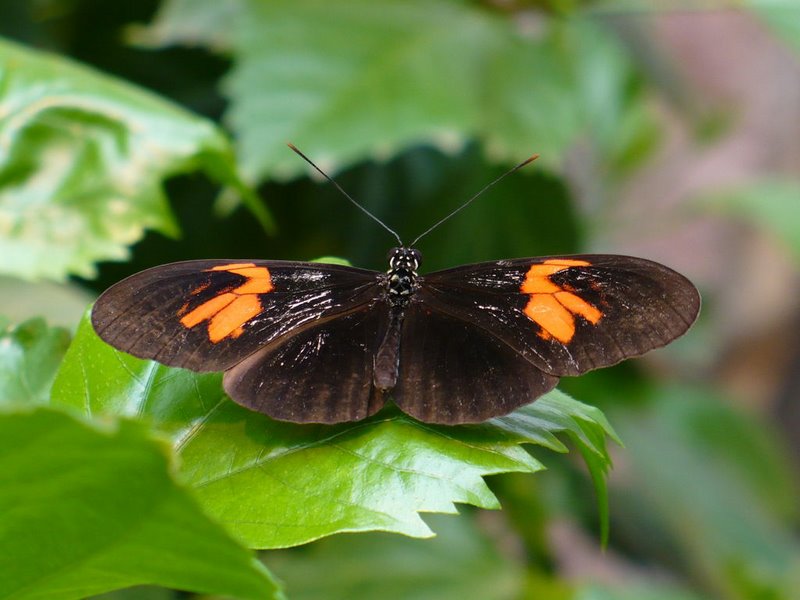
[180,293,236,328]
[210,262,256,271]
[525,264,566,278]
[179,263,274,342]
[543,258,591,267]
[555,291,602,324]
[520,259,602,343]
[230,266,273,294]
[207,295,262,342]
[525,294,575,343]
[233,278,273,295]
[521,272,561,294]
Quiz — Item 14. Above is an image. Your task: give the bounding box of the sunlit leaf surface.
[0,37,266,282]
[0,408,282,600]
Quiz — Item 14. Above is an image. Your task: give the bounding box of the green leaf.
[52,309,618,549]
[482,27,585,166]
[574,582,708,600]
[129,0,242,51]
[265,514,525,600]
[0,277,94,328]
[697,180,800,262]
[90,587,175,600]
[0,407,282,600]
[143,0,605,179]
[491,388,620,546]
[0,317,71,406]
[226,0,502,180]
[0,36,269,282]
[611,387,800,600]
[90,586,176,600]
[754,6,800,55]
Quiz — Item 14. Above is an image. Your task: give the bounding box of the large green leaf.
[226,0,504,179]
[0,407,282,600]
[52,308,619,549]
[0,36,268,282]
[0,317,70,406]
[142,0,601,179]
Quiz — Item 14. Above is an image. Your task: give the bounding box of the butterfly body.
[92,248,700,425]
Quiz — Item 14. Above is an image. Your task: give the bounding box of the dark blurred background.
[1,1,799,599]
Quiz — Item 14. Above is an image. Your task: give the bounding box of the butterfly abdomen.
[373,312,404,390]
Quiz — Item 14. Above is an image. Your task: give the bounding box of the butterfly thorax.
[374,247,421,391]
[385,247,421,308]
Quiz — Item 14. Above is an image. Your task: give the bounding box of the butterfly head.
[388,247,422,272]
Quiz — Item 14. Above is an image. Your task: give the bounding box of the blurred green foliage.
[1,1,799,599]
[0,317,70,405]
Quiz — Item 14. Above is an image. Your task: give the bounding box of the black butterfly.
[92,149,700,424]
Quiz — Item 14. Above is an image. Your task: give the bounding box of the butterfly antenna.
[410,154,540,247]
[288,143,403,246]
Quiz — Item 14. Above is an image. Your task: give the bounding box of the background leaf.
[52,309,618,549]
[0,317,70,406]
[0,36,267,282]
[0,278,94,328]
[697,180,800,261]
[573,583,708,600]
[0,407,282,600]
[265,514,525,600]
[749,5,800,55]
[610,387,800,600]
[141,0,630,179]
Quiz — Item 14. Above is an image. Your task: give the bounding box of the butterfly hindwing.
[92,259,382,372]
[223,306,391,423]
[393,302,559,424]
[420,254,700,377]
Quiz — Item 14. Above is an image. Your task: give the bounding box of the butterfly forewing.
[420,254,700,377]
[92,259,383,372]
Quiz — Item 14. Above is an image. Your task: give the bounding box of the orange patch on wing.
[520,259,602,343]
[555,291,602,324]
[210,262,256,271]
[525,294,575,343]
[180,293,236,328]
[190,281,211,295]
[543,258,591,267]
[207,295,262,342]
[525,264,566,278]
[231,267,273,294]
[521,269,561,294]
[178,263,274,342]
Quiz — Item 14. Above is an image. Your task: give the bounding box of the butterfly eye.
[411,249,422,270]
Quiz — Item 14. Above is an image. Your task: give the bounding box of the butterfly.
[92,149,700,425]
